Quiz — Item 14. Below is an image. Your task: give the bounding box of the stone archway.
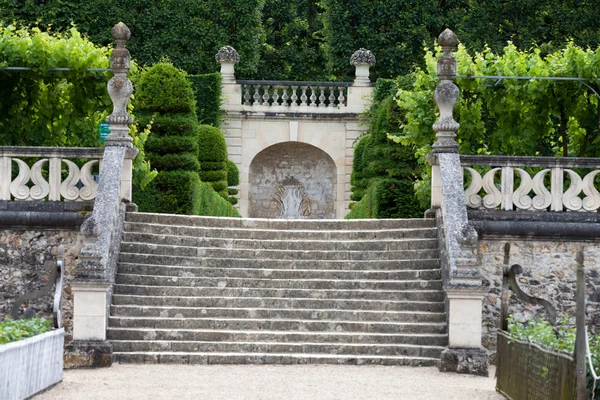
[249,142,337,219]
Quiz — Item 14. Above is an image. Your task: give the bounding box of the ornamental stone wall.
[249,142,337,219]
[478,239,600,361]
[0,229,81,341]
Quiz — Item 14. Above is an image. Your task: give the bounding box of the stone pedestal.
[64,340,113,369]
[72,281,109,341]
[439,348,488,376]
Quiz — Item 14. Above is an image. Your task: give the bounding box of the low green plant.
[0,317,51,345]
[507,315,599,399]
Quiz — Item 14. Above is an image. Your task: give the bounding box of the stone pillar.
[430,29,488,376]
[347,49,375,113]
[216,45,242,108]
[66,22,135,369]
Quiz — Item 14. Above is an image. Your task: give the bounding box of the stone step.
[119,242,438,261]
[115,274,443,291]
[114,285,445,302]
[107,328,448,346]
[126,212,436,231]
[117,263,442,281]
[109,316,447,334]
[122,232,438,252]
[112,295,445,312]
[118,253,439,270]
[123,222,437,241]
[111,340,445,358]
[114,351,439,366]
[110,305,445,323]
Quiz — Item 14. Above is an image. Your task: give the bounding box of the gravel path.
[37,364,504,400]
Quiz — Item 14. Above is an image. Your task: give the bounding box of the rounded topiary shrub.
[198,124,229,199]
[227,160,240,205]
[135,63,197,114]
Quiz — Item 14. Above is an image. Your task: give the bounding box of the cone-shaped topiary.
[198,124,229,199]
[226,160,239,205]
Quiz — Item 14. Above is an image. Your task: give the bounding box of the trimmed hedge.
[227,160,240,205]
[138,113,199,137]
[188,73,222,127]
[198,124,229,199]
[347,76,424,218]
[147,153,201,172]
[198,182,241,217]
[136,64,197,114]
[145,136,200,156]
[135,62,202,215]
[346,178,422,219]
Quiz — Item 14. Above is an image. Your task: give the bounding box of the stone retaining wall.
[478,239,600,361]
[0,229,81,341]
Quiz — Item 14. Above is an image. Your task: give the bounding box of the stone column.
[66,22,135,369]
[430,29,488,376]
[216,45,242,107]
[347,49,375,113]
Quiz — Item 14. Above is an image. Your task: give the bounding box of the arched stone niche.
[249,142,337,219]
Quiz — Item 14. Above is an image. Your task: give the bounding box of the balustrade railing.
[238,80,352,108]
[461,155,600,212]
[0,147,104,202]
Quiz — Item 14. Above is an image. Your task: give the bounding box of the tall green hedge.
[188,73,222,127]
[198,124,229,199]
[134,62,202,214]
[347,77,423,219]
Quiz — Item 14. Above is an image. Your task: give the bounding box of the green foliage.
[148,153,201,172]
[136,63,196,114]
[197,124,229,199]
[348,78,423,218]
[346,178,422,219]
[136,171,202,215]
[145,136,200,156]
[227,160,240,187]
[188,73,222,126]
[258,0,328,81]
[0,25,110,147]
[507,315,599,399]
[391,43,600,207]
[1,0,266,76]
[135,62,201,214]
[198,181,241,217]
[0,317,51,345]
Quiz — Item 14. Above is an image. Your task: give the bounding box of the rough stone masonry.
[0,230,81,341]
[478,239,600,361]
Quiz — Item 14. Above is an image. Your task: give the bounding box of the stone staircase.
[108,212,447,365]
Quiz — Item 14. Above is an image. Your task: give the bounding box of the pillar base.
[439,348,488,376]
[64,340,113,369]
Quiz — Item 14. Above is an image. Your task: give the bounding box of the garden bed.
[0,328,64,400]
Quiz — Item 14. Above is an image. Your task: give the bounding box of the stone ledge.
[64,340,113,369]
[0,210,87,229]
[439,348,488,376]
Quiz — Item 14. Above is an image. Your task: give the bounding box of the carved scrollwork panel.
[512,168,533,210]
[562,169,583,211]
[482,168,502,209]
[60,160,81,201]
[29,159,50,200]
[79,160,99,200]
[463,167,483,208]
[531,169,552,210]
[582,170,600,211]
[10,158,31,200]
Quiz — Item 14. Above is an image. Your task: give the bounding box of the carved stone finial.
[438,29,458,49]
[215,46,240,64]
[216,46,239,83]
[106,22,134,145]
[432,29,460,153]
[350,48,376,66]
[350,48,375,87]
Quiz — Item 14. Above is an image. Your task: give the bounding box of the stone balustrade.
[461,155,600,212]
[0,147,104,202]
[238,80,352,110]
